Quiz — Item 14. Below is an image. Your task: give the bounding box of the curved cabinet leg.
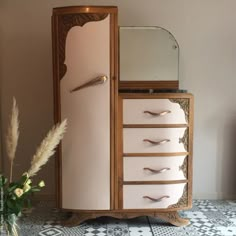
[59,213,95,227]
[154,211,190,227]
[58,211,190,227]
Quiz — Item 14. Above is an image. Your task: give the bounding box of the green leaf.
[7,183,18,193]
[6,199,15,209]
[0,175,8,187]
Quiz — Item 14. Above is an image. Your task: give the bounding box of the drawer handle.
[143,195,170,202]
[143,139,170,145]
[144,110,171,116]
[143,167,171,174]
[70,75,108,93]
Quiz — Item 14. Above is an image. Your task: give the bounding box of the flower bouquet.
[0,98,67,236]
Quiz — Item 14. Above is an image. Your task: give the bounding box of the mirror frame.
[118,26,179,90]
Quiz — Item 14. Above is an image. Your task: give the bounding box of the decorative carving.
[58,211,189,227]
[168,184,188,209]
[57,13,108,79]
[179,156,188,179]
[179,128,188,151]
[169,98,189,122]
[154,211,190,226]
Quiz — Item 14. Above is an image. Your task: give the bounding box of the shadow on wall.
[217,115,236,199]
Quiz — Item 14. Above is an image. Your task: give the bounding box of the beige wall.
[1,0,236,199]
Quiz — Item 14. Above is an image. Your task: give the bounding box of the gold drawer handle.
[143,167,171,174]
[143,139,170,145]
[143,195,170,202]
[70,75,108,93]
[144,110,171,116]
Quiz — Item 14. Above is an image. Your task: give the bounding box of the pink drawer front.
[123,156,187,181]
[123,183,186,209]
[123,99,187,124]
[123,128,187,153]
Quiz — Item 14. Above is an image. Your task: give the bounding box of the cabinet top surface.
[119,93,193,99]
[53,6,118,14]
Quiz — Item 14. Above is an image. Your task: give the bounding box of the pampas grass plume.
[6,97,19,182]
[28,119,67,177]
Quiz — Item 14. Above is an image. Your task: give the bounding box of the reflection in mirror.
[119,27,179,81]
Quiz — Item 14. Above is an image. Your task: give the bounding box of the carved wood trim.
[179,156,188,179]
[58,13,108,79]
[179,128,189,151]
[58,211,189,227]
[169,98,189,122]
[168,184,188,209]
[154,211,190,226]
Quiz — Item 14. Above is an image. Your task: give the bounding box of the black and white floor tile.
[17,200,236,236]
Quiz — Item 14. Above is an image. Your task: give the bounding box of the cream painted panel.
[124,156,187,181]
[123,99,187,124]
[60,16,110,210]
[123,128,187,153]
[123,184,186,209]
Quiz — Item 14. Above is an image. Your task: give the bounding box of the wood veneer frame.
[52,6,118,210]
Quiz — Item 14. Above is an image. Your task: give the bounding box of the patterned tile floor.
[16,200,236,236]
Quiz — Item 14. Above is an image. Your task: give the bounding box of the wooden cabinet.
[52,6,118,211]
[117,93,193,220]
[52,6,193,227]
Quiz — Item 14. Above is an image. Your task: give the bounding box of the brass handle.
[143,139,170,145]
[144,110,171,116]
[143,195,170,202]
[70,75,108,93]
[143,167,171,174]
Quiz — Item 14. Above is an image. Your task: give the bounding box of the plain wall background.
[1,0,236,199]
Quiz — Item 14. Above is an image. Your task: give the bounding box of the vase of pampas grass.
[0,98,67,236]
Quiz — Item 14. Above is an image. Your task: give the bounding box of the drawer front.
[124,156,187,181]
[123,183,186,209]
[123,128,187,153]
[123,99,187,124]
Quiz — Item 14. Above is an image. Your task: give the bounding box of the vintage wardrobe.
[52,6,193,226]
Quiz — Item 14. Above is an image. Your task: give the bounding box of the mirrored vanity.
[52,6,193,227]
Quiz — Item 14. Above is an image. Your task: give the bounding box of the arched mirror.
[119,26,179,89]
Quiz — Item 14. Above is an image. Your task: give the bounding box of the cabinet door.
[52,7,117,210]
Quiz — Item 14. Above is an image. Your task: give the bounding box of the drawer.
[123,183,186,209]
[124,156,187,181]
[123,99,187,124]
[123,128,187,153]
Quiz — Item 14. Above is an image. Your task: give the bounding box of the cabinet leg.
[59,213,95,227]
[57,211,189,227]
[154,211,190,227]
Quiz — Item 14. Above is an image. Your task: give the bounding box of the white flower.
[38,180,45,188]
[14,188,23,197]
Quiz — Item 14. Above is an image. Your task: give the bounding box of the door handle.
[144,110,171,116]
[143,195,170,202]
[143,167,171,174]
[70,75,108,93]
[143,139,170,145]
